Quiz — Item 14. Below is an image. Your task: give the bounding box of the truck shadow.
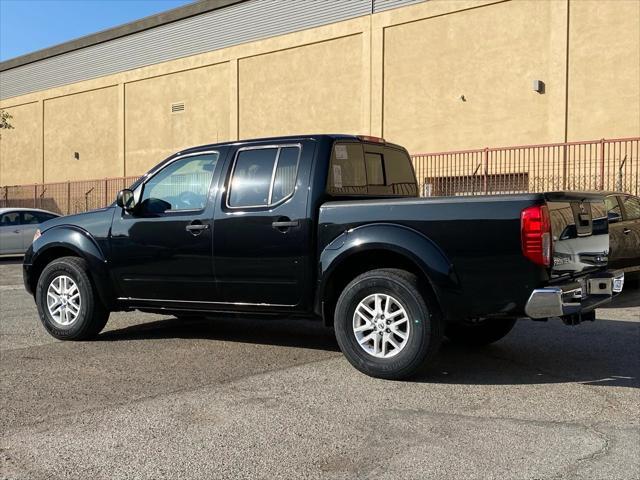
[422,319,639,389]
[99,314,639,389]
[599,286,640,308]
[98,315,342,352]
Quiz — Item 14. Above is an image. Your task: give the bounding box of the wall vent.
[171,101,185,114]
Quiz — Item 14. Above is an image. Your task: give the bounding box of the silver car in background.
[0,208,60,256]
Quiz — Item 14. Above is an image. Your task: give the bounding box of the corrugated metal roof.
[0,0,427,101]
[0,0,243,72]
[374,0,428,13]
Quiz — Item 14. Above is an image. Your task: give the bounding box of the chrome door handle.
[186,223,209,235]
[272,218,299,232]
[272,221,298,228]
[623,228,631,234]
[13,230,20,234]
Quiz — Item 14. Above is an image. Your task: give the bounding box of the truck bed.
[318,193,609,321]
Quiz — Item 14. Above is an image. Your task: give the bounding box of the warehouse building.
[0,0,639,188]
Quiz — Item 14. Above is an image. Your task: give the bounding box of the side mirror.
[116,189,136,212]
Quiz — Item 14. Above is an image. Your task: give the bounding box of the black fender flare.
[27,225,115,308]
[316,223,461,322]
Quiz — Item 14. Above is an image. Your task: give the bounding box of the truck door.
[109,150,224,302]
[212,141,313,308]
[0,211,23,254]
[20,211,42,250]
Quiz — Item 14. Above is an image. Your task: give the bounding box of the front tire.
[334,268,443,380]
[35,256,109,340]
[445,318,516,346]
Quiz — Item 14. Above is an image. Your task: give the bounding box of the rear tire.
[445,318,516,346]
[334,268,443,380]
[35,256,109,340]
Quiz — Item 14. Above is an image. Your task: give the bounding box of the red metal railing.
[0,176,140,215]
[412,137,639,197]
[1,137,638,214]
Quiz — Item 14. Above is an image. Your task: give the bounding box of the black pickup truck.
[24,134,625,379]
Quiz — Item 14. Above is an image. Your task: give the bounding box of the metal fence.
[0,176,140,215]
[412,137,639,197]
[1,137,638,214]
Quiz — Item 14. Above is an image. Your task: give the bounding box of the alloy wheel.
[47,275,81,326]
[352,293,411,358]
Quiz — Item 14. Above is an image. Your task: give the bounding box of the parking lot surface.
[1,259,639,479]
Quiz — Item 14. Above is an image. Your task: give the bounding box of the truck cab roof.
[176,134,407,157]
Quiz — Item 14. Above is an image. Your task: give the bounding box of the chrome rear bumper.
[525,271,624,319]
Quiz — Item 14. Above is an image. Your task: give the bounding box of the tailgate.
[545,192,609,278]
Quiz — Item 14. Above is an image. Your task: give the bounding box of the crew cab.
[23,135,625,379]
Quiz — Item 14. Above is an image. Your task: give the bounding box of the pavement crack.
[583,423,612,462]
[552,424,611,480]
[552,423,612,480]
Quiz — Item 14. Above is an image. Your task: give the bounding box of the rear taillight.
[521,205,552,266]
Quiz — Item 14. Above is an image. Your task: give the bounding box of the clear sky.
[0,0,194,61]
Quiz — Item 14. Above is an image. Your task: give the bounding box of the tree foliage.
[0,109,13,131]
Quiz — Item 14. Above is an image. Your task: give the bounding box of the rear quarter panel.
[318,195,547,321]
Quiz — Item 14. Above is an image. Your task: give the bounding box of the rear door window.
[271,147,300,204]
[229,148,277,207]
[621,196,640,220]
[228,145,301,208]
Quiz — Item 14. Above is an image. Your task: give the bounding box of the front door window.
[139,152,219,214]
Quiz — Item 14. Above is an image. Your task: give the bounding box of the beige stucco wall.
[0,0,638,186]
[0,101,41,185]
[383,0,569,154]
[43,86,120,182]
[238,34,364,139]
[125,62,231,175]
[567,0,640,140]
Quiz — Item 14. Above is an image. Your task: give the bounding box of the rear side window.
[228,145,300,208]
[37,213,57,222]
[622,196,640,220]
[605,196,622,222]
[327,142,417,197]
[22,212,40,224]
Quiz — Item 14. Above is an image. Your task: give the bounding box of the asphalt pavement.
[1,258,638,479]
